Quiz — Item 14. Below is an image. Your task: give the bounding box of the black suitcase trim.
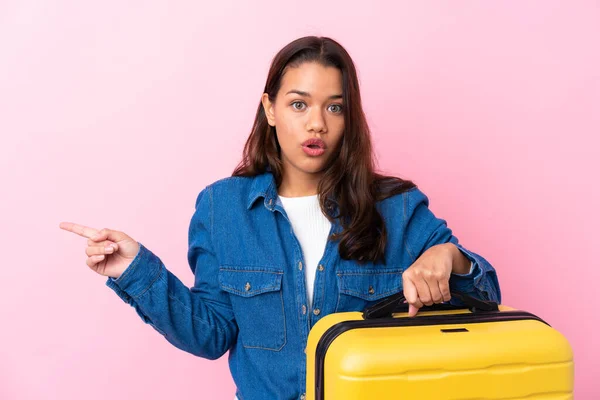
[314,310,549,400]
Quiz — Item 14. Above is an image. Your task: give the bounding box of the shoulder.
[193,175,256,208]
[377,186,429,211]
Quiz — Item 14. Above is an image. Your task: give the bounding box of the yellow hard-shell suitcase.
[306,291,573,399]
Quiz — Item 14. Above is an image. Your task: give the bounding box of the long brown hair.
[232,36,416,264]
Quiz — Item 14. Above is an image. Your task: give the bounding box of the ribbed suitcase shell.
[306,306,573,399]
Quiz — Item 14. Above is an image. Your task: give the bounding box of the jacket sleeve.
[402,187,502,304]
[105,185,238,360]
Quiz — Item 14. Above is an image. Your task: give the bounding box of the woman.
[60,36,501,400]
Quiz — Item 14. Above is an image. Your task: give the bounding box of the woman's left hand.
[401,243,468,317]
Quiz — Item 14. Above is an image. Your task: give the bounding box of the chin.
[285,153,332,175]
[302,164,329,175]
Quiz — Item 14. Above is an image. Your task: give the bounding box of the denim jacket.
[105,170,501,400]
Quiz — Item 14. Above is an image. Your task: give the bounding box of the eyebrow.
[285,89,343,100]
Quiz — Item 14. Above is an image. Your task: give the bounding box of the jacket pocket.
[335,268,403,312]
[218,266,286,351]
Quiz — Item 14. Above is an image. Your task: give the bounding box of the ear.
[261,93,276,127]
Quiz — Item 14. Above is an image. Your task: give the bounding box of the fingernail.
[96,255,105,260]
[111,244,118,250]
[105,247,113,253]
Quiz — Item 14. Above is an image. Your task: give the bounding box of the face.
[262,62,345,179]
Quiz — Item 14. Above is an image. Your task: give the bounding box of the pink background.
[1,1,598,398]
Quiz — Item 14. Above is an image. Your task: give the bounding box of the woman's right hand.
[59,222,140,279]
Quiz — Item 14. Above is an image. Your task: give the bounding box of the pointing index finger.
[59,222,99,239]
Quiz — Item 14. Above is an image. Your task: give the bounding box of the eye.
[329,104,343,114]
[291,101,306,111]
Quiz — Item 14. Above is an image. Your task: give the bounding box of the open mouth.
[302,138,326,150]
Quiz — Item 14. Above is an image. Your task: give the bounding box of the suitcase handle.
[362,290,499,319]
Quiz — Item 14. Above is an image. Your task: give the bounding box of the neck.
[278,168,322,197]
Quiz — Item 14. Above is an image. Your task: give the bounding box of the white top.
[278,193,332,310]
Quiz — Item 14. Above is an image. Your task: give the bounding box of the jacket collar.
[246,170,278,211]
[246,168,339,217]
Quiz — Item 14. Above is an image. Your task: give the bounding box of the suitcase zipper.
[314,310,549,400]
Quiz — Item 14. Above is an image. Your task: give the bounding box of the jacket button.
[313,308,320,315]
[245,282,251,291]
[300,394,306,400]
[318,264,324,271]
[301,305,306,315]
[298,261,303,270]
[368,286,375,294]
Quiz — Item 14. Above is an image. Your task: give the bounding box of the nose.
[306,108,327,133]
